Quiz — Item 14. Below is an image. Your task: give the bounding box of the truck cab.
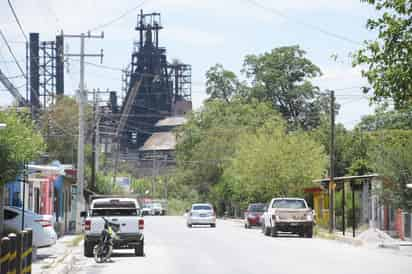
[82,197,144,257]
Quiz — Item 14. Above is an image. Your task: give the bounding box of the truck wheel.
[305,226,313,238]
[135,241,144,257]
[271,227,278,237]
[84,241,94,258]
[264,225,271,236]
[187,223,192,228]
[211,223,216,228]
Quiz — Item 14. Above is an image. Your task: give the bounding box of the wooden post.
[351,182,356,238]
[16,232,23,274]
[342,182,346,236]
[0,237,10,274]
[8,234,17,274]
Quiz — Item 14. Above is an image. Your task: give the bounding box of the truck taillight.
[35,219,52,228]
[138,219,144,230]
[85,220,91,231]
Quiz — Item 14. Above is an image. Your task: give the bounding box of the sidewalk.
[32,234,83,274]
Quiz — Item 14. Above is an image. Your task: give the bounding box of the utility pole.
[329,90,336,234]
[64,31,104,233]
[91,88,97,191]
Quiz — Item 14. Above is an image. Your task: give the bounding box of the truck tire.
[135,241,144,257]
[264,225,271,236]
[84,240,94,258]
[187,223,192,228]
[210,223,216,228]
[271,227,278,237]
[305,226,313,238]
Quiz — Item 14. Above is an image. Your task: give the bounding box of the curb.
[316,231,363,246]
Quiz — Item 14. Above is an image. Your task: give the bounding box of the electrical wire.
[7,0,28,42]
[243,0,361,45]
[90,0,149,31]
[0,29,26,78]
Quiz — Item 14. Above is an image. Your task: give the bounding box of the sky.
[0,0,379,128]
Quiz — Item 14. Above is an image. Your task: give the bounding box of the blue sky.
[0,0,378,128]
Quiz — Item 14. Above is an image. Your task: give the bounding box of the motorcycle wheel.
[93,245,104,263]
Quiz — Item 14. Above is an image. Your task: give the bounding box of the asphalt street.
[70,216,412,274]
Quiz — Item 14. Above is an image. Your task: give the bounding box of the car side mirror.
[80,211,87,218]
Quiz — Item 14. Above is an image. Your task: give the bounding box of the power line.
[0,29,26,79]
[243,0,361,45]
[90,0,148,31]
[7,0,28,42]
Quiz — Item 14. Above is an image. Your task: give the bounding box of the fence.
[0,229,33,274]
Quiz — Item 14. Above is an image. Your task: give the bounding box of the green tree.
[41,96,93,164]
[175,99,282,198]
[367,130,412,210]
[223,122,327,209]
[0,110,45,234]
[243,45,325,129]
[354,0,412,108]
[205,64,243,103]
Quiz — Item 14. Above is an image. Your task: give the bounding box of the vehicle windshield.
[192,205,212,211]
[272,200,306,209]
[91,209,139,216]
[248,204,265,212]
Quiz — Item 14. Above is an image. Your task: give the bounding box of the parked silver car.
[186,203,216,228]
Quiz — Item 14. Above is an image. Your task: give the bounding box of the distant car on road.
[262,198,314,238]
[3,206,57,247]
[244,203,266,228]
[151,203,163,216]
[187,203,216,228]
[141,203,152,216]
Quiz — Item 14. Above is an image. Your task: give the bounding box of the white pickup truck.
[81,197,144,257]
[262,197,314,238]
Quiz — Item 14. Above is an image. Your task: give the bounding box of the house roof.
[139,132,176,151]
[155,116,187,127]
[313,174,381,184]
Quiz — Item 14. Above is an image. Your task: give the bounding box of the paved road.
[70,216,412,274]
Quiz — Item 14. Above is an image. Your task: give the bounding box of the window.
[272,200,307,209]
[193,205,212,211]
[91,209,138,217]
[4,209,19,220]
[248,204,265,212]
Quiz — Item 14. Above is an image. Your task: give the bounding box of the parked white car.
[3,206,57,247]
[187,203,216,228]
[151,203,163,215]
[141,203,152,216]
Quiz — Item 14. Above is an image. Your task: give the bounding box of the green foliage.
[223,122,327,209]
[41,96,93,164]
[367,130,412,209]
[94,172,124,194]
[205,64,244,103]
[243,45,325,130]
[175,99,283,197]
[354,0,412,108]
[0,110,45,183]
[357,106,412,131]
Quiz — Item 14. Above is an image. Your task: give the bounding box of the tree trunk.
[0,184,4,236]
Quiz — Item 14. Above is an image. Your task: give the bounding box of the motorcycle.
[93,217,120,263]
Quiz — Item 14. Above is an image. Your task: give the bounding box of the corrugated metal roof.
[139,132,176,151]
[155,116,187,127]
